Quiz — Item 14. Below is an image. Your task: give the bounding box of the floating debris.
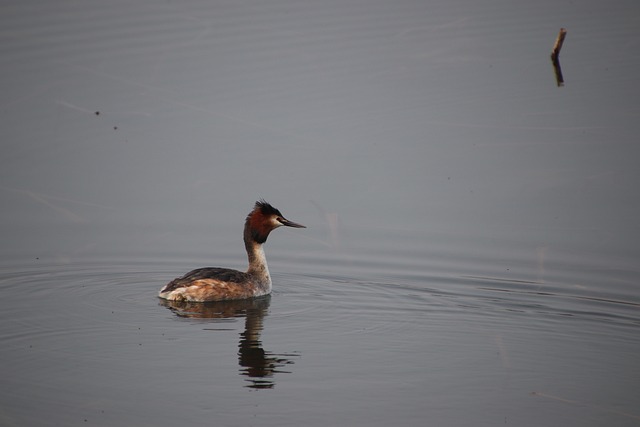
[550,28,567,87]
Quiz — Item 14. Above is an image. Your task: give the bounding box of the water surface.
[1,0,640,426]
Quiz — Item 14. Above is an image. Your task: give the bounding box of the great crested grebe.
[159,200,305,302]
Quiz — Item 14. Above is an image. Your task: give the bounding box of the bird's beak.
[278,217,306,228]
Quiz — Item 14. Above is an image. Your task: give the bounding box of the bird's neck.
[244,228,271,283]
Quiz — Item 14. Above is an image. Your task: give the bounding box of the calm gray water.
[2,0,640,426]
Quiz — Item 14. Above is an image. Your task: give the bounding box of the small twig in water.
[550,28,567,61]
[550,28,567,86]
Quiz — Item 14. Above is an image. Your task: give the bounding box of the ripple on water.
[1,252,639,422]
[0,247,637,427]
[272,255,640,349]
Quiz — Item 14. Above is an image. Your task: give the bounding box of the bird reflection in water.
[159,295,299,389]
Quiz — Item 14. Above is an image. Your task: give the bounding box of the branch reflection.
[160,296,299,389]
[551,55,565,87]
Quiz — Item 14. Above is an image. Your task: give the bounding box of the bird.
[159,200,305,302]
